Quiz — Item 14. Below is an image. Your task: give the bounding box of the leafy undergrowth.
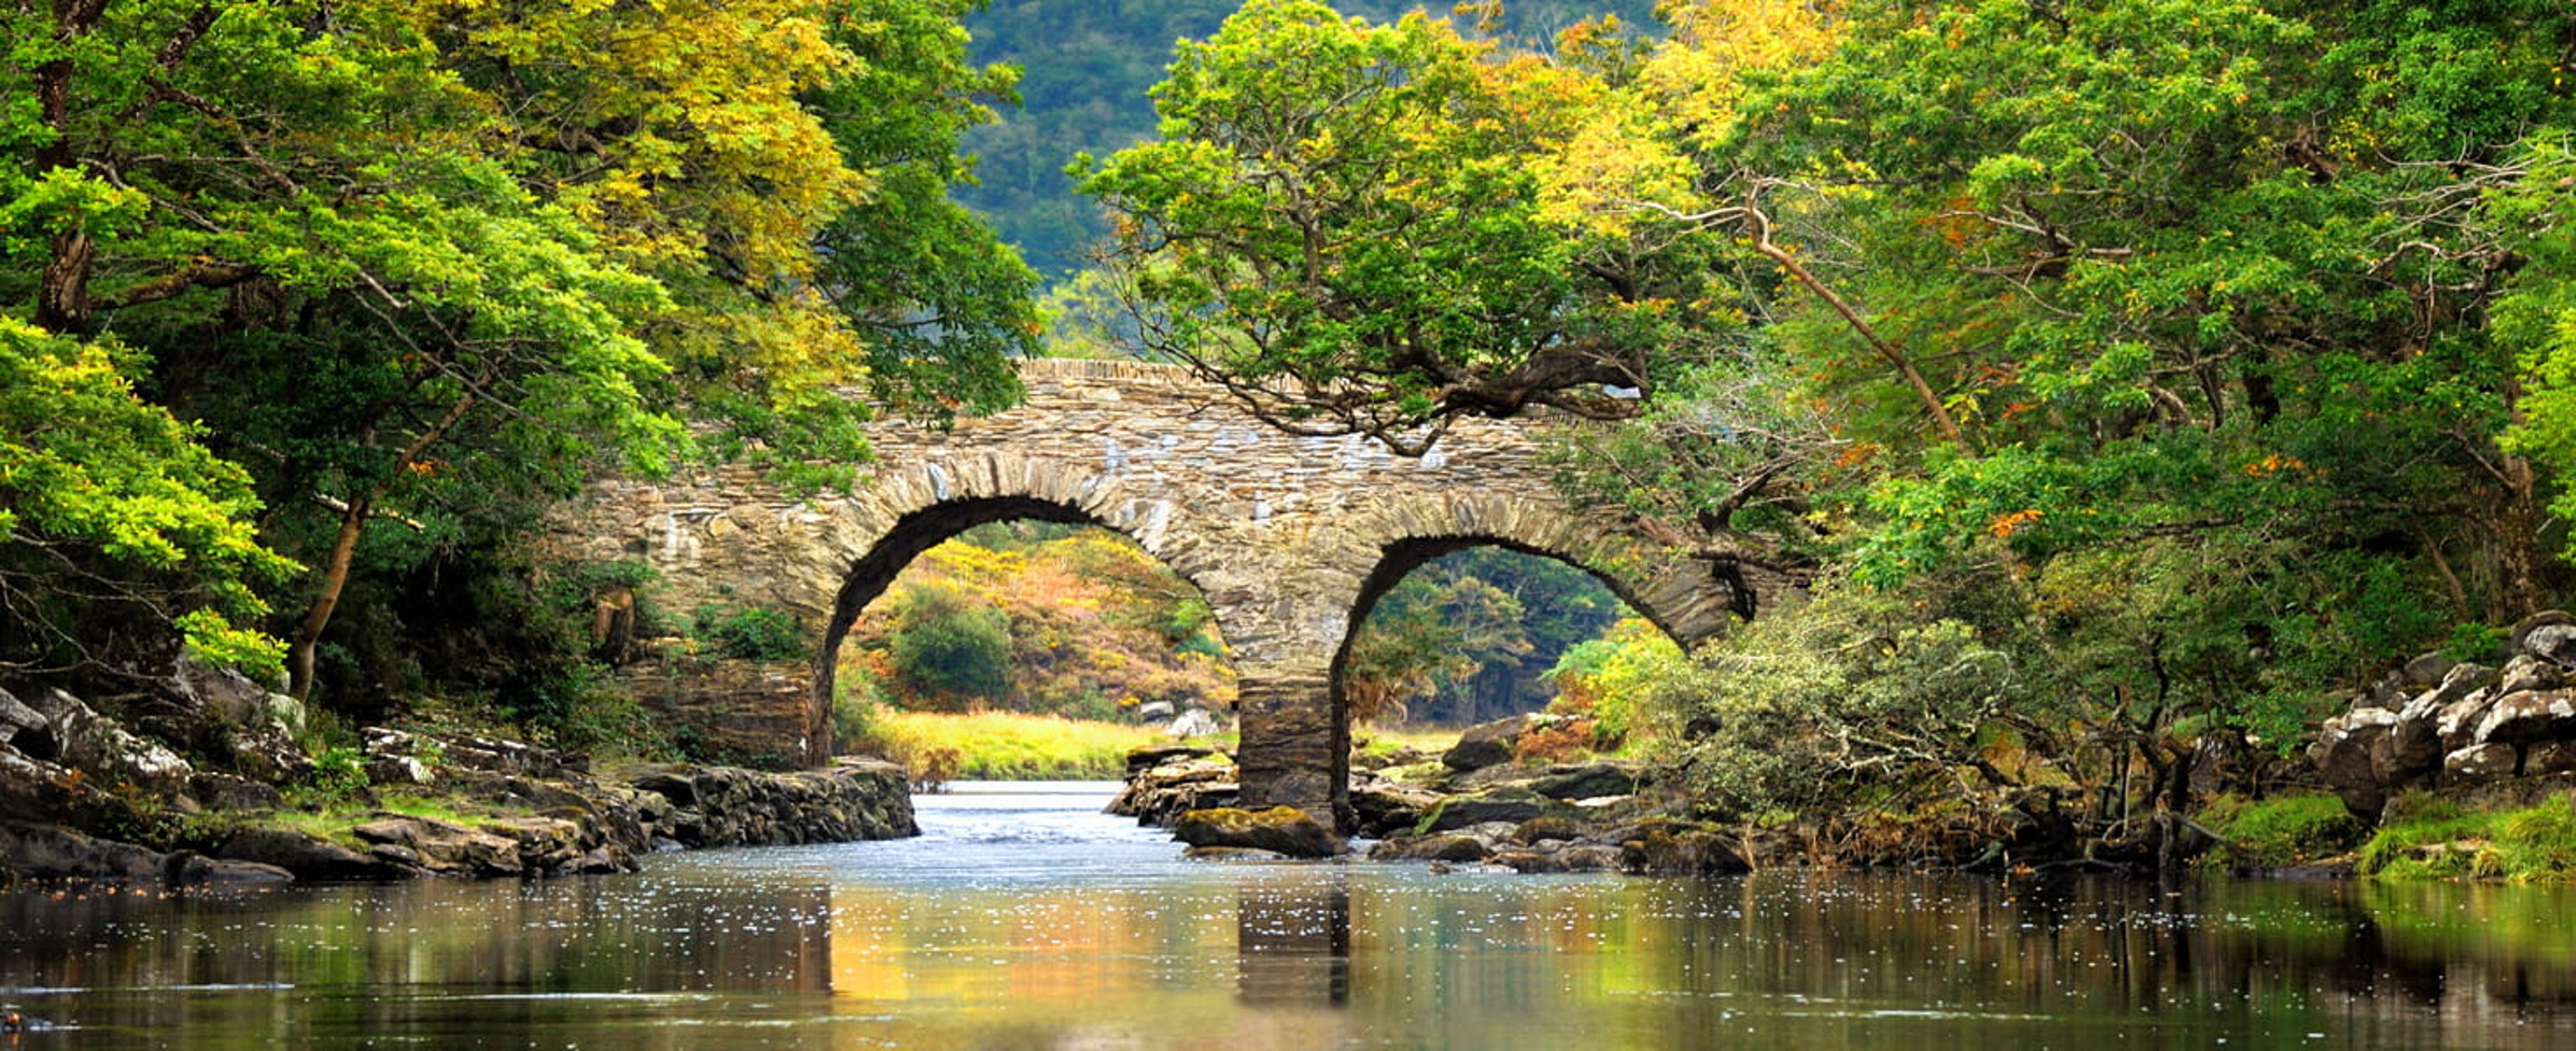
[849,710,1184,782]
[2359,793,2576,881]
[2198,791,2365,867]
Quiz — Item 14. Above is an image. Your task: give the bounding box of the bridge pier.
[1232,663,1351,834]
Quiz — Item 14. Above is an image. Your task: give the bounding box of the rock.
[1136,700,1177,722]
[1417,787,1550,834]
[1511,816,1588,844]
[2443,742,2519,782]
[1350,781,1442,839]
[1374,760,1452,788]
[25,688,194,797]
[1124,744,1218,777]
[2526,740,2576,777]
[1367,834,1493,863]
[1494,845,1625,873]
[1351,744,1426,772]
[1526,762,1646,801]
[1167,708,1224,738]
[1442,715,1534,772]
[2510,610,2576,655]
[1620,824,1752,875]
[355,816,528,877]
[0,820,173,881]
[2497,655,2563,696]
[2528,625,2576,669]
[1172,806,1346,859]
[2401,651,2456,687]
[2473,689,2576,745]
[2391,665,2500,773]
[2307,708,2399,817]
[0,689,48,754]
[613,759,916,848]
[188,773,284,812]
[1182,846,1290,862]
[1108,749,1240,826]
[2437,689,2504,753]
[217,826,422,881]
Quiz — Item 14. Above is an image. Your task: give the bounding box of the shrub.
[694,603,808,662]
[887,582,1013,706]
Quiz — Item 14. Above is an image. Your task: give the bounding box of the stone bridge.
[555,358,1785,828]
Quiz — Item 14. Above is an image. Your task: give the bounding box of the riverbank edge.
[0,675,916,888]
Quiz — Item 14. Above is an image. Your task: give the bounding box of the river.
[3,782,2573,1049]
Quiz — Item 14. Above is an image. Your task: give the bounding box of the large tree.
[1077,0,1725,453]
[1,1,1034,701]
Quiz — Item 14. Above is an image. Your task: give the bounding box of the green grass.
[2197,791,2363,867]
[2358,792,2576,881]
[852,710,1177,781]
[1354,724,1462,759]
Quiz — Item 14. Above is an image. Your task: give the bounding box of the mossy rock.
[1173,806,1345,859]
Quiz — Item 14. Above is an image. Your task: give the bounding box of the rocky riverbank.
[2309,611,2576,822]
[1114,714,1768,874]
[0,663,914,887]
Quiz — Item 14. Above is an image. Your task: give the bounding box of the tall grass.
[851,710,1171,781]
[2358,793,2576,881]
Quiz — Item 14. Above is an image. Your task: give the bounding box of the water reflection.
[0,787,2572,1049]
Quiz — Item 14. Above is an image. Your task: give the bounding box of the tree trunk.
[286,496,370,701]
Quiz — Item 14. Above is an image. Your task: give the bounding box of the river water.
[3,782,2574,1049]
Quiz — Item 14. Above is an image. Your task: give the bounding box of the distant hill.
[957,1,1662,280]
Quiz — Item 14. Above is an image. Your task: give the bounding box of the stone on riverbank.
[2312,613,2576,822]
[1173,806,1346,859]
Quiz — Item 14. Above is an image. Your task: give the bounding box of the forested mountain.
[958,1,1660,278]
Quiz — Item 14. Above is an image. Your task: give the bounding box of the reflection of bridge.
[557,358,1782,826]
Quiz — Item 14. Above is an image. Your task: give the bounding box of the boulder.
[2437,690,2504,753]
[2443,742,2519,783]
[1494,844,1625,873]
[1442,715,1534,772]
[354,816,529,877]
[2498,655,2564,696]
[1183,846,1290,862]
[2391,665,2499,773]
[2473,689,2576,746]
[1369,833,1494,863]
[1172,806,1346,859]
[2525,623,2576,669]
[1511,816,1588,845]
[1167,708,1224,738]
[2510,610,2576,654]
[1620,825,1752,875]
[0,689,48,755]
[2308,708,2399,816]
[2400,651,2457,687]
[1527,762,1646,801]
[1136,700,1176,722]
[2526,740,2576,777]
[25,688,193,797]
[1350,781,1442,839]
[1417,787,1550,834]
[215,826,419,881]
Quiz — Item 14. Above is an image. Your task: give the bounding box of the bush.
[694,604,808,662]
[887,582,1013,706]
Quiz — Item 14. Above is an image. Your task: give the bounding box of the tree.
[2,1,1039,706]
[1077,0,1728,453]
[0,321,298,679]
